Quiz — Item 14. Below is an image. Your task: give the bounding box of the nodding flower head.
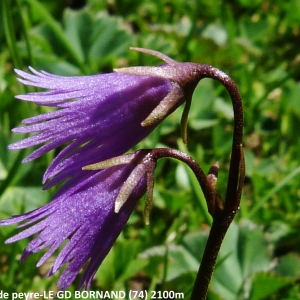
[9,48,209,187]
[2,48,213,290]
[1,150,157,290]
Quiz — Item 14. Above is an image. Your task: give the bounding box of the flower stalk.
[189,67,245,300]
[119,50,245,299]
[150,76,244,299]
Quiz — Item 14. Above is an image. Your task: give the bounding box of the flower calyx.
[114,47,210,144]
[83,150,157,225]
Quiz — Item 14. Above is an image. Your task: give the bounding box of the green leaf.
[0,186,49,219]
[214,97,234,119]
[0,159,7,180]
[275,253,300,278]
[140,244,200,281]
[202,23,228,46]
[182,230,208,262]
[207,290,226,300]
[26,0,85,71]
[238,220,272,277]
[210,222,243,300]
[23,5,132,74]
[95,247,116,290]
[96,238,146,290]
[88,12,132,71]
[117,258,148,282]
[287,82,300,117]
[189,79,218,131]
[166,245,200,280]
[249,273,294,300]
[63,9,93,63]
[208,221,275,300]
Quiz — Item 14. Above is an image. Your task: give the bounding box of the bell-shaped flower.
[8,48,215,187]
[1,150,157,290]
[9,60,172,188]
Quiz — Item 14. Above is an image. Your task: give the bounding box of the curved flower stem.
[149,64,245,300]
[189,66,245,300]
[201,65,244,212]
[150,148,207,193]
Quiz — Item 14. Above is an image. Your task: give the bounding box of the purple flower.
[1,48,205,290]
[9,66,172,188]
[1,150,153,290]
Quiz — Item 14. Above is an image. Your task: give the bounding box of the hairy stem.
[190,66,244,300]
[190,214,233,300]
[203,65,244,212]
[150,148,207,193]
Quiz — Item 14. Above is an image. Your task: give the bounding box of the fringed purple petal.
[21,109,66,124]
[1,163,147,290]
[10,68,173,186]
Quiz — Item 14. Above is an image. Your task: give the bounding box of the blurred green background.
[1,0,300,299]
